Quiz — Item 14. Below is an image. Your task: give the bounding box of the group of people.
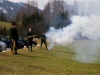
[9,21,48,55]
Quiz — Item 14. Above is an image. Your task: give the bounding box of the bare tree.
[26,0,39,15]
[43,1,51,26]
[43,0,71,29]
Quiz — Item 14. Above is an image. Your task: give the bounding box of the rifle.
[11,41,15,55]
[25,35,36,39]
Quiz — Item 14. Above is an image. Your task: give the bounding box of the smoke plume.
[46,1,100,63]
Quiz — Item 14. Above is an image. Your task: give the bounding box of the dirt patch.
[0,54,10,57]
[0,65,13,72]
[27,65,46,71]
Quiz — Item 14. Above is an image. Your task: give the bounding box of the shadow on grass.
[54,50,100,57]
[19,54,46,58]
[0,53,10,57]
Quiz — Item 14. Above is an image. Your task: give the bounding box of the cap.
[11,21,17,26]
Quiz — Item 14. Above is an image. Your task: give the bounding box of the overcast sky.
[8,0,100,9]
[8,0,75,9]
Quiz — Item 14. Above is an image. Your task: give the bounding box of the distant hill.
[0,21,11,30]
[0,0,42,20]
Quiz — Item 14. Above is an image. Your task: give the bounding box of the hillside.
[0,21,11,30]
[0,0,42,20]
[0,40,100,75]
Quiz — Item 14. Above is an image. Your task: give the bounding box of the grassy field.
[0,40,100,75]
[0,21,11,30]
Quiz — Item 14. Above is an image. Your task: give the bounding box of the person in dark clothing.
[39,32,48,50]
[26,27,34,51]
[9,21,19,55]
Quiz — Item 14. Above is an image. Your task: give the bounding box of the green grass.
[0,40,100,75]
[0,21,11,30]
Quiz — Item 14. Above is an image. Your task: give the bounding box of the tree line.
[14,0,73,37]
[0,13,7,35]
[0,13,7,22]
[1,0,78,36]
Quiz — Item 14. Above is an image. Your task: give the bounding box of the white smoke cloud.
[46,15,100,46]
[73,40,100,63]
[46,15,100,63]
[47,0,100,62]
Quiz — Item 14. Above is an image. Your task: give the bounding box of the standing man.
[26,27,34,51]
[9,21,19,55]
[40,32,48,50]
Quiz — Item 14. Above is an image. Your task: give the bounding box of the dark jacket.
[40,33,46,40]
[26,31,33,39]
[9,27,19,40]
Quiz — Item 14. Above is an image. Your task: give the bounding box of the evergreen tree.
[0,13,7,22]
[3,26,7,35]
[72,1,79,15]
[43,0,71,29]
